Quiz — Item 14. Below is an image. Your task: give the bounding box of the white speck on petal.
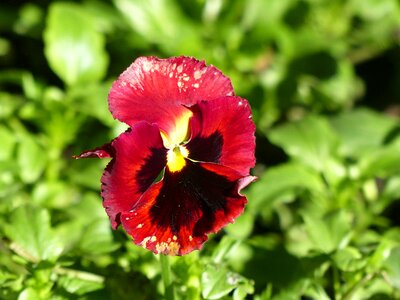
[193,83,199,88]
[177,65,183,73]
[137,223,143,228]
[169,72,174,78]
[194,70,202,80]
[141,236,151,247]
[142,60,152,72]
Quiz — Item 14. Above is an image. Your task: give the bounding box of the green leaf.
[69,82,115,126]
[18,288,40,300]
[44,2,108,86]
[17,133,47,184]
[248,162,325,211]
[225,209,254,239]
[302,210,352,253]
[0,126,16,161]
[5,206,63,262]
[330,108,397,157]
[382,175,400,203]
[233,279,255,300]
[56,269,104,295]
[384,247,400,289]
[78,218,119,255]
[54,192,110,251]
[211,236,238,264]
[333,247,367,272]
[367,238,395,272]
[268,115,339,172]
[32,181,80,209]
[0,92,24,119]
[358,140,400,179]
[304,282,331,300]
[113,0,202,55]
[201,264,253,300]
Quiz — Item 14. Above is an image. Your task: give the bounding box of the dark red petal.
[73,143,114,159]
[101,122,167,229]
[187,96,256,175]
[108,56,234,133]
[120,160,255,255]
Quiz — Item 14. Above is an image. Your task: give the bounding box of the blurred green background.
[1,0,400,299]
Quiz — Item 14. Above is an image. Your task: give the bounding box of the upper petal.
[120,160,255,256]
[187,96,256,175]
[108,56,234,133]
[101,122,167,229]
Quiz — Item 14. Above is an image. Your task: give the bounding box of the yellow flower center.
[161,110,192,172]
[167,146,189,172]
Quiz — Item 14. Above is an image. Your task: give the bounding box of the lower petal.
[101,122,167,229]
[120,160,255,255]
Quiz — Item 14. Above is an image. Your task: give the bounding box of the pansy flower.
[76,56,256,255]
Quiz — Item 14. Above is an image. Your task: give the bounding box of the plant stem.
[159,254,175,300]
[341,273,375,300]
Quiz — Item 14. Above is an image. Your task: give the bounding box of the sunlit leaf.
[44,2,108,85]
[5,206,63,262]
[0,126,15,161]
[302,210,352,253]
[330,108,397,157]
[78,218,119,255]
[268,115,339,172]
[201,264,253,299]
[333,247,367,272]
[384,247,400,289]
[17,133,47,184]
[113,0,202,55]
[248,162,325,210]
[57,269,104,295]
[358,140,400,179]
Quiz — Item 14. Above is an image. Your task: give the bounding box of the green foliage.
[1,0,400,299]
[44,2,109,86]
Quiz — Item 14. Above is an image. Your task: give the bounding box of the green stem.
[159,254,175,300]
[341,273,375,300]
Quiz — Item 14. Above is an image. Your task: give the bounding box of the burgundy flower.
[75,56,256,255]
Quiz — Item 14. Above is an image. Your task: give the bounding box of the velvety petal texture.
[101,122,167,229]
[187,96,256,175]
[75,56,256,256]
[121,161,255,255]
[108,56,234,134]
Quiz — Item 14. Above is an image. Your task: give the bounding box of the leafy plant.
[1,0,399,299]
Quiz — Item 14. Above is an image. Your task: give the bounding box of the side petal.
[102,122,167,229]
[108,56,234,133]
[120,160,255,255]
[73,143,114,159]
[187,96,256,175]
